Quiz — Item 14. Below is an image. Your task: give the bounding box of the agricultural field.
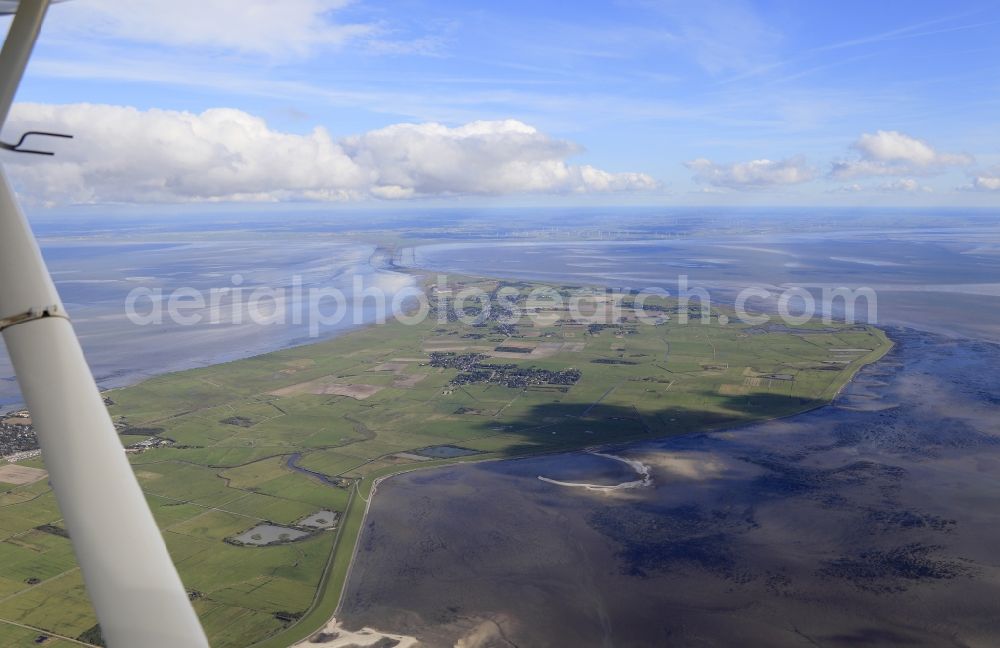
[0,277,891,647]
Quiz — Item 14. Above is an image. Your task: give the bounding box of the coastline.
[334,327,1000,648]
[0,243,415,412]
[258,324,894,648]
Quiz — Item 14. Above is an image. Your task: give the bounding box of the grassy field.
[0,277,892,647]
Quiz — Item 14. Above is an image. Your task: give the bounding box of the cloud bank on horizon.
[6,104,656,204]
[5,0,1000,206]
[6,103,991,205]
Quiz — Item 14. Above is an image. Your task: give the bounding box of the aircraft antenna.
[0,129,72,155]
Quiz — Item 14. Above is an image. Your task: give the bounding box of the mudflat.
[342,330,1000,647]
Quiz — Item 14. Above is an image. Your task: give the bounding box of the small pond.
[297,510,340,529]
[232,524,310,546]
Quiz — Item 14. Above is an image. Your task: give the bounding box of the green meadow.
[0,278,891,647]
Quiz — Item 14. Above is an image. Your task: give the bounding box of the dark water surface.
[343,330,1000,647]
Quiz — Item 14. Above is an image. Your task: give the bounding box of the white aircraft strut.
[0,2,209,646]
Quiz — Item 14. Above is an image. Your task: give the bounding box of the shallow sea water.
[342,329,1000,647]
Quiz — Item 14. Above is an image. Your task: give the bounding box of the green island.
[0,274,891,647]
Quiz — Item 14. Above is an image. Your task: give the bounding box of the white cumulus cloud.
[831,130,972,179]
[3,104,657,205]
[827,178,931,194]
[685,156,815,189]
[877,178,932,193]
[827,183,864,194]
[960,169,1000,192]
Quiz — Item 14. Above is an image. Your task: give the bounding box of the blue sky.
[5,0,1000,207]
